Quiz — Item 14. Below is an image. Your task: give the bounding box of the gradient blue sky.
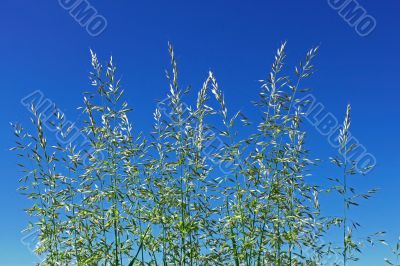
[1,1,399,265]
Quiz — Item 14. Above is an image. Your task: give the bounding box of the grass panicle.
[12,43,379,266]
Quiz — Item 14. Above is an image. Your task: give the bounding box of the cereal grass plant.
[12,43,378,265]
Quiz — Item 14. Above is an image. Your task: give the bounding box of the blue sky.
[0,0,399,265]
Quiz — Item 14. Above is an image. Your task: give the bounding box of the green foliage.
[12,43,378,265]
[384,237,400,266]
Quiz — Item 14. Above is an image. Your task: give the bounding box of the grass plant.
[12,43,378,265]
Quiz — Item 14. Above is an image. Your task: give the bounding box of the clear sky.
[0,0,399,265]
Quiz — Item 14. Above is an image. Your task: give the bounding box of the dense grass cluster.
[12,43,380,265]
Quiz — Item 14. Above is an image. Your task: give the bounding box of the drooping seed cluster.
[12,43,380,266]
